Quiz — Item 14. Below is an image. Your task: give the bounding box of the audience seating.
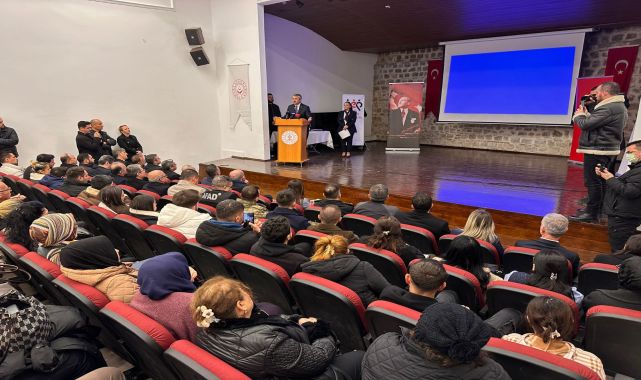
[365,300,420,338]
[144,225,187,255]
[99,301,178,380]
[87,206,132,257]
[438,234,456,255]
[164,340,251,380]
[577,263,619,297]
[503,246,540,274]
[303,205,322,222]
[293,203,305,215]
[584,305,641,379]
[196,203,216,217]
[158,195,173,211]
[230,253,295,314]
[340,213,376,237]
[400,224,438,254]
[117,184,137,198]
[65,197,99,235]
[111,214,155,260]
[349,242,407,287]
[486,281,579,334]
[2,174,20,195]
[293,229,327,246]
[442,264,485,311]
[16,179,36,201]
[18,251,67,304]
[439,234,500,265]
[483,337,602,380]
[47,189,72,213]
[0,241,30,265]
[32,183,54,209]
[290,272,368,352]
[135,189,161,201]
[183,239,234,280]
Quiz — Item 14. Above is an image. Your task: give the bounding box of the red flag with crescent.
[425,60,444,118]
[604,45,639,93]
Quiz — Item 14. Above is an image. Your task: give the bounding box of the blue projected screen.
[444,47,575,115]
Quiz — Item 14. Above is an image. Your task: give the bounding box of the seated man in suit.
[285,93,312,124]
[267,189,309,232]
[353,183,398,219]
[515,213,580,277]
[142,170,172,196]
[124,164,147,190]
[312,183,353,215]
[379,258,446,312]
[93,155,114,177]
[308,204,357,243]
[395,192,450,240]
[58,167,91,197]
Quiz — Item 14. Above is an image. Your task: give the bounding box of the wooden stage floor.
[201,142,610,262]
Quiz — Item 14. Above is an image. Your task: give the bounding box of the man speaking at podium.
[285,93,312,124]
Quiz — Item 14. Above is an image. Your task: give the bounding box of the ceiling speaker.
[190,47,209,66]
[185,28,205,46]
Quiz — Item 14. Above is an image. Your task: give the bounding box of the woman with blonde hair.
[29,162,51,182]
[460,209,504,259]
[301,235,389,306]
[191,276,364,379]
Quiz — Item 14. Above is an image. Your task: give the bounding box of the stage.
[200,142,610,262]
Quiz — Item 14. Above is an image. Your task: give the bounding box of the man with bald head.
[0,116,19,157]
[90,119,116,157]
[142,169,172,196]
[229,169,249,193]
[111,161,128,185]
[308,204,358,243]
[0,182,24,219]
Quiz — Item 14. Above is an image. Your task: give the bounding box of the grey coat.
[573,94,627,155]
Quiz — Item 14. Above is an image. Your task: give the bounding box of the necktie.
[295,105,299,113]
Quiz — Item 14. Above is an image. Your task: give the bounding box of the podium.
[274,117,308,164]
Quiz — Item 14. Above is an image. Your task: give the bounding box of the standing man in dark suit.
[285,93,312,123]
[116,124,143,160]
[395,192,450,241]
[0,116,19,157]
[90,119,117,157]
[268,93,281,159]
[337,102,357,157]
[76,121,102,159]
[389,96,419,135]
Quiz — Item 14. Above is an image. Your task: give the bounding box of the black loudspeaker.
[190,47,209,66]
[185,28,205,46]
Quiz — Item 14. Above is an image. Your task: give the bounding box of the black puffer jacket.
[250,238,311,276]
[362,329,510,380]
[195,220,259,255]
[583,256,641,312]
[603,161,641,219]
[196,314,345,380]
[301,254,389,306]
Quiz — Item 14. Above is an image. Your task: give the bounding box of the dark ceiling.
[265,0,641,53]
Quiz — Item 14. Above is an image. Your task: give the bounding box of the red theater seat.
[401,224,438,255]
[157,195,173,211]
[483,337,602,380]
[293,229,327,246]
[19,252,66,304]
[87,206,131,257]
[585,306,641,378]
[230,253,295,314]
[16,178,36,201]
[65,197,98,234]
[135,189,161,201]
[164,340,251,380]
[341,213,377,236]
[112,214,155,260]
[47,189,72,213]
[0,242,30,265]
[196,203,216,217]
[365,300,420,338]
[183,239,234,280]
[144,225,187,255]
[349,243,407,287]
[303,205,322,222]
[443,264,485,311]
[31,183,54,209]
[577,263,619,297]
[117,184,137,198]
[2,174,20,195]
[503,246,540,273]
[290,272,367,352]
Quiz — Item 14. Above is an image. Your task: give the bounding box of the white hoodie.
[157,203,210,239]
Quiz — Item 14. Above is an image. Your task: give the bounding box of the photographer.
[570,82,627,223]
[596,140,641,251]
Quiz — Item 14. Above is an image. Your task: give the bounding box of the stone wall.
[371,25,641,156]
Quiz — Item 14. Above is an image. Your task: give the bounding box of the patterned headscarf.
[30,213,77,247]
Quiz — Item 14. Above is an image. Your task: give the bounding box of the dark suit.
[337,110,357,152]
[0,126,19,156]
[286,103,312,120]
[117,134,143,159]
[514,238,580,277]
[96,131,117,157]
[389,108,419,135]
[395,210,450,240]
[268,102,281,134]
[313,199,353,216]
[76,131,102,158]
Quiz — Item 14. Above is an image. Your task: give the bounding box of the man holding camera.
[595,140,641,251]
[570,82,627,223]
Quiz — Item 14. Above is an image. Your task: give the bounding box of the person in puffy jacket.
[191,276,364,380]
[157,189,210,239]
[301,235,389,306]
[362,303,510,380]
[195,199,260,255]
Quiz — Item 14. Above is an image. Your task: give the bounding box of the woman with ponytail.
[503,297,605,380]
[364,216,423,267]
[301,235,389,306]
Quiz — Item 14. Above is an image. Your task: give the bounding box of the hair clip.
[382,230,390,236]
[550,330,561,339]
[196,305,220,328]
[549,273,558,280]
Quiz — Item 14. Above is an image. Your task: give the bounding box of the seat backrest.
[577,263,619,297]
[585,305,641,379]
[442,264,485,311]
[31,183,53,209]
[164,340,251,380]
[437,234,456,256]
[53,274,110,312]
[16,179,36,201]
[47,189,72,213]
[144,225,187,255]
[503,246,540,274]
[112,214,155,261]
[303,205,322,222]
[2,174,20,195]
[183,239,234,280]
[230,253,295,314]
[99,301,178,380]
[293,229,327,246]
[349,243,407,287]
[477,239,501,265]
[196,203,217,217]
[0,241,30,265]
[87,206,131,256]
[19,252,66,304]
[486,281,579,335]
[365,300,420,338]
[483,337,602,380]
[340,213,376,236]
[157,195,173,211]
[135,189,161,201]
[290,272,367,352]
[65,197,98,234]
[117,184,137,198]
[400,224,438,255]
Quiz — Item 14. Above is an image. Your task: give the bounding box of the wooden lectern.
[274,117,308,164]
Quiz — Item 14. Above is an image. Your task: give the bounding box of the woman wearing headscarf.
[362,303,510,380]
[29,213,78,264]
[1,201,48,251]
[59,236,139,303]
[130,253,198,341]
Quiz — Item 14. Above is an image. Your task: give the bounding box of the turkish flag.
[425,60,444,118]
[604,46,639,93]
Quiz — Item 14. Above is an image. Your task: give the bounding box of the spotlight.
[295,0,304,8]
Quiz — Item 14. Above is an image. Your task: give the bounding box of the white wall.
[265,14,378,137]
[0,0,222,167]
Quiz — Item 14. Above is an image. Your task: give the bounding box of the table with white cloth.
[270,130,334,150]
